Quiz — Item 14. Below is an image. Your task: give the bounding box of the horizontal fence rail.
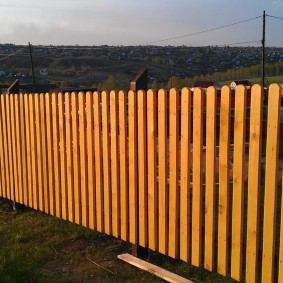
[0,84,282,283]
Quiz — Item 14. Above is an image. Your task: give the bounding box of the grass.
[0,198,238,283]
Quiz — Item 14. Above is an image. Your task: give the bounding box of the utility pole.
[29,42,36,93]
[262,10,266,88]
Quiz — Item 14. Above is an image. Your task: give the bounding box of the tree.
[101,75,116,92]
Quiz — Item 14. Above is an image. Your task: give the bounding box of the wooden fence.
[0,84,282,283]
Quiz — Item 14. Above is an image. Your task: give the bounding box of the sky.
[0,0,283,47]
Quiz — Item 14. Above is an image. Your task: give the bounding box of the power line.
[139,15,261,45]
[266,14,283,21]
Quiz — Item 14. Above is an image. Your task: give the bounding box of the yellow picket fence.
[0,84,282,283]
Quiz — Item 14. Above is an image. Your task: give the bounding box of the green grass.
[0,198,238,283]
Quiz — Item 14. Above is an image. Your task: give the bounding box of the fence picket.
[52,93,61,218]
[14,95,23,204]
[204,86,217,270]
[102,91,111,234]
[94,91,104,232]
[6,94,15,201]
[86,91,96,230]
[65,93,74,222]
[0,96,6,199]
[246,84,263,283]
[79,92,88,227]
[10,95,19,202]
[46,93,55,215]
[119,90,129,241]
[158,89,168,255]
[129,90,138,244]
[71,92,81,225]
[110,91,120,238]
[34,94,44,211]
[192,87,204,266]
[137,90,148,247]
[231,85,246,280]
[58,92,67,220]
[24,94,32,207]
[218,86,231,276]
[169,88,180,259]
[180,88,191,262]
[147,89,158,250]
[20,94,28,206]
[262,84,281,283]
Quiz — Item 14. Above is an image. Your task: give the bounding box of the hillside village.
[1,43,283,91]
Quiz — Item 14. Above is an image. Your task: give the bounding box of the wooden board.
[158,89,168,255]
[94,91,104,232]
[0,96,6,198]
[65,92,74,222]
[147,89,157,250]
[71,92,81,225]
[78,92,88,227]
[245,84,263,283]
[204,87,217,270]
[118,253,193,283]
[218,86,231,276]
[58,92,68,220]
[231,85,246,280]
[261,83,281,283]
[137,90,148,247]
[86,91,96,230]
[128,90,138,244]
[168,88,179,259]
[52,93,61,218]
[119,90,129,241]
[191,88,204,266]
[110,91,120,238]
[102,91,111,234]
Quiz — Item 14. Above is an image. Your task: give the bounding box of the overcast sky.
[0,0,282,46]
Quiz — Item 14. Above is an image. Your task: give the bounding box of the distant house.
[193,80,220,89]
[230,80,252,88]
[39,68,48,76]
[21,83,59,94]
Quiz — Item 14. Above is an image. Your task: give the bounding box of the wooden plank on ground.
[218,86,231,276]
[180,87,191,262]
[102,91,111,234]
[231,85,246,281]
[191,87,204,267]
[204,86,217,271]
[58,92,67,220]
[71,92,81,225]
[158,89,168,255]
[169,88,180,259]
[110,91,120,238]
[261,83,281,283]
[78,92,88,227]
[119,90,129,241]
[118,253,194,283]
[245,84,263,283]
[128,90,138,244]
[94,91,104,232]
[147,89,158,251]
[137,90,148,247]
[86,91,96,230]
[65,92,74,222]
